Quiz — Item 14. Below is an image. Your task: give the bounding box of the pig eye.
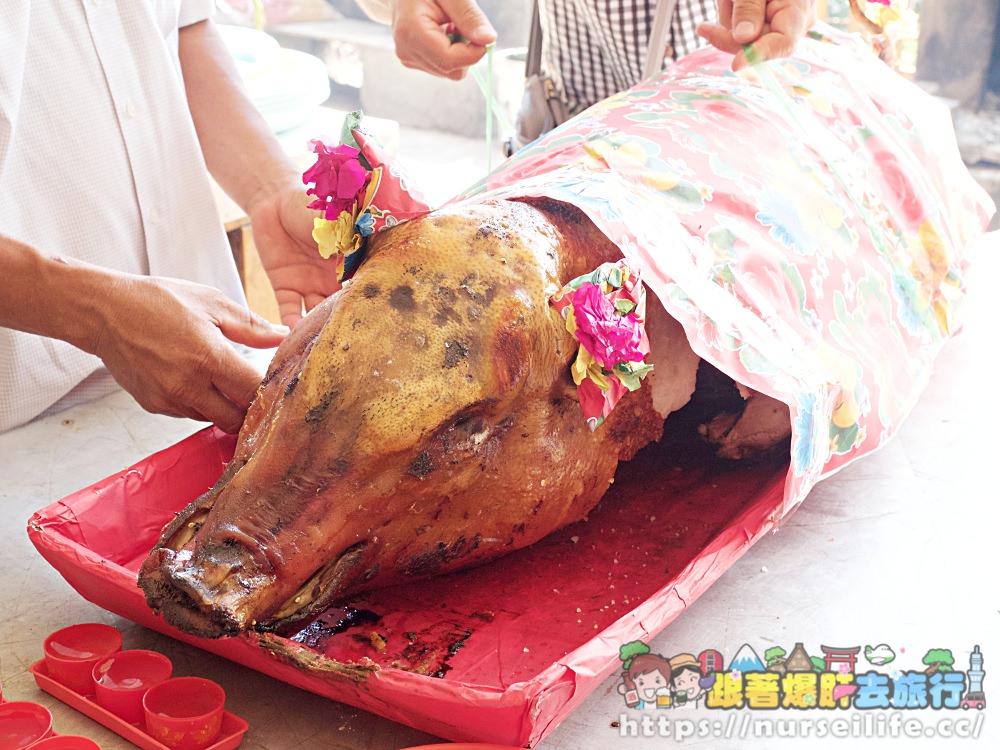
[451,414,487,438]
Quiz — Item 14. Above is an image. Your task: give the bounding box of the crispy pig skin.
[138,198,669,639]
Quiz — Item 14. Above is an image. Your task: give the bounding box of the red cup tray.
[28,661,248,750]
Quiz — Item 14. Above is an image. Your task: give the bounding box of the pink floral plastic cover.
[453,25,995,517]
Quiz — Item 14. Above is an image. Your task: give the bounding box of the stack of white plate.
[218,25,331,134]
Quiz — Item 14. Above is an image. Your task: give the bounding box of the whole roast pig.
[138,197,776,639]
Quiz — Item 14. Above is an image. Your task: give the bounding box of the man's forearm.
[0,233,115,355]
[177,19,300,217]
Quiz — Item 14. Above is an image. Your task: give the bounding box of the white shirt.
[0,0,246,432]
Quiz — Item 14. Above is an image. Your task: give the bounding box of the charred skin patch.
[526,196,588,227]
[474,216,511,243]
[442,340,470,368]
[389,285,416,312]
[262,328,320,389]
[433,307,462,328]
[409,450,434,478]
[458,272,496,307]
[261,359,288,389]
[361,284,380,299]
[305,390,338,425]
[430,283,461,327]
[327,457,349,476]
[425,407,513,473]
[404,535,480,577]
[284,373,300,397]
[432,284,458,305]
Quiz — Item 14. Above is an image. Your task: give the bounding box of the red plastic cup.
[0,701,54,750]
[24,736,102,750]
[142,677,226,750]
[92,649,173,725]
[42,624,123,696]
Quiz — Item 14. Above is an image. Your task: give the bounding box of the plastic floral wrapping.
[27,25,994,749]
[452,24,994,518]
[305,111,432,280]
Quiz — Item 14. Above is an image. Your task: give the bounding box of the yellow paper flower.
[313,210,361,260]
[570,347,610,391]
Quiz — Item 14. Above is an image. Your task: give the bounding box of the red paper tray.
[27,421,787,746]
[28,660,248,750]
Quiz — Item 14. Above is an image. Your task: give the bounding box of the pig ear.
[549,260,654,431]
[304,119,433,284]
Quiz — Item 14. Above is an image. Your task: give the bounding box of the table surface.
[2,232,997,750]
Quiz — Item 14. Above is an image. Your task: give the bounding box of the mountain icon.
[727,643,766,673]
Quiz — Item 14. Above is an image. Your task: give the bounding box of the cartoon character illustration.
[864,644,896,666]
[669,653,708,708]
[617,641,673,709]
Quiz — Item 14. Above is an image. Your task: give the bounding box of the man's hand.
[92,273,288,433]
[361,0,497,80]
[3,229,287,436]
[248,181,341,329]
[698,0,817,70]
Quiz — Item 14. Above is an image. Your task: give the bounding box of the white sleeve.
[178,0,216,27]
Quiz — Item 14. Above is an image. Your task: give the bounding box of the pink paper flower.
[571,282,646,368]
[303,141,369,221]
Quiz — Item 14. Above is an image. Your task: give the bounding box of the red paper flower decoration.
[303,141,369,221]
[571,282,647,368]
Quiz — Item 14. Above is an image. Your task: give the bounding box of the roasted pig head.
[138,198,701,639]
